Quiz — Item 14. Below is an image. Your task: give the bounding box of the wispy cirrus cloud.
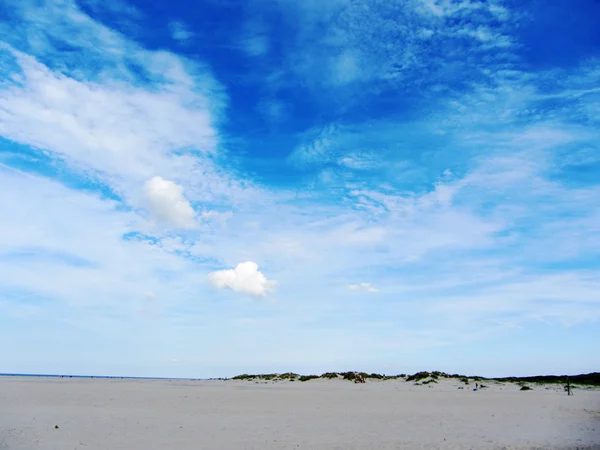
[271,0,515,94]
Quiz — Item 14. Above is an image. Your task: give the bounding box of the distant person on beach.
[474,382,478,391]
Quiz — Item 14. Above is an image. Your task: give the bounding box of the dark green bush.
[233,374,253,380]
[367,373,384,379]
[299,375,319,382]
[497,373,599,386]
[279,373,298,380]
[320,372,339,379]
[406,371,430,382]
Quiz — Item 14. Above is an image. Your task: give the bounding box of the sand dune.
[1,376,599,449]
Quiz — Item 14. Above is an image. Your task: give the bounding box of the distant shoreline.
[0,373,199,380]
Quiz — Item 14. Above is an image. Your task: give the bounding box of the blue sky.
[0,0,599,378]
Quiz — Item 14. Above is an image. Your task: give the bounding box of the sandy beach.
[1,375,599,450]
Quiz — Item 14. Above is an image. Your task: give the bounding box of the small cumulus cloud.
[208,261,276,297]
[143,176,196,228]
[348,282,379,293]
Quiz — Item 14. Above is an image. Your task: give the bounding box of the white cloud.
[275,0,514,93]
[337,152,380,169]
[289,124,339,167]
[418,0,445,17]
[208,261,276,297]
[169,21,194,44]
[0,0,255,210]
[0,48,218,184]
[142,176,196,228]
[0,166,197,311]
[348,282,379,293]
[200,210,233,226]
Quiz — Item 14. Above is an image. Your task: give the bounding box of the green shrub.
[261,374,277,380]
[497,373,600,387]
[320,372,339,379]
[520,385,532,391]
[299,375,319,382]
[367,373,384,379]
[233,374,253,380]
[279,373,298,380]
[406,371,430,382]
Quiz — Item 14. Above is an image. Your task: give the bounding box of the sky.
[0,0,599,379]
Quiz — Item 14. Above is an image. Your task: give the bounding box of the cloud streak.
[348,283,379,293]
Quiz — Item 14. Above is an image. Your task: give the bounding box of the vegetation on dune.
[406,371,431,382]
[279,373,298,380]
[232,373,299,381]
[406,371,475,383]
[228,372,600,387]
[299,375,319,382]
[497,373,600,387]
[344,372,373,381]
[232,374,253,380]
[320,372,339,379]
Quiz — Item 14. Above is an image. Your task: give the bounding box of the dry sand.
[1,376,599,449]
